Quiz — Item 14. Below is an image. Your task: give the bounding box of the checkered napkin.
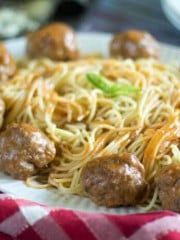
[0,193,180,240]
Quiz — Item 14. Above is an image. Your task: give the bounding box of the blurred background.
[0,0,179,45]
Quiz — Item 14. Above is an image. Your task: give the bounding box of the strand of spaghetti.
[139,187,159,211]
[98,133,130,156]
[61,142,92,161]
[91,131,117,155]
[26,176,50,189]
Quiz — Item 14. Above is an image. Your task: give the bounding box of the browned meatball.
[0,98,5,128]
[0,123,56,180]
[155,163,180,212]
[110,30,159,59]
[27,22,79,61]
[0,42,16,81]
[80,153,147,207]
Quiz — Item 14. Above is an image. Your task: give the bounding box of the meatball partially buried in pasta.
[27,22,79,61]
[155,163,180,212]
[110,30,159,59]
[81,153,148,207]
[0,123,56,180]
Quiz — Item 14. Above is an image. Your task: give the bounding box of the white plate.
[0,33,180,215]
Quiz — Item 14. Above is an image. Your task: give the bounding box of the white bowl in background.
[161,0,180,31]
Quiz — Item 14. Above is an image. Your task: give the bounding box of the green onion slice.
[86,73,141,97]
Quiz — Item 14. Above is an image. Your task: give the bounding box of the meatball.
[155,163,180,212]
[0,98,5,128]
[0,42,16,81]
[27,22,79,61]
[0,123,56,180]
[81,153,147,207]
[110,30,159,59]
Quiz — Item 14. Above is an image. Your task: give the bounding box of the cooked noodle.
[0,58,179,208]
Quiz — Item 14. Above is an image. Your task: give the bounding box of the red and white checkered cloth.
[0,193,180,240]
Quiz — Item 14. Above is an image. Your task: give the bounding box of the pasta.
[0,57,179,208]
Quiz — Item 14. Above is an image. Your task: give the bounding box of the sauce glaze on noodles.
[0,58,179,209]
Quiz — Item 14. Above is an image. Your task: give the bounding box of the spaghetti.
[0,58,179,208]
